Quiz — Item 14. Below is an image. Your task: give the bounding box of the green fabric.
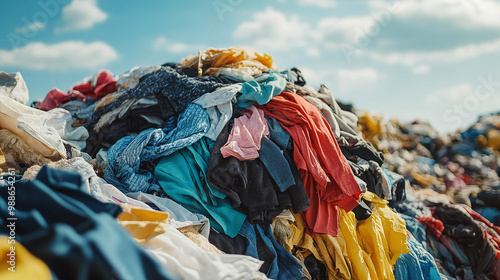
[154,137,246,238]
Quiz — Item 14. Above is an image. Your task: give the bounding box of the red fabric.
[417,216,444,238]
[259,91,361,236]
[72,70,116,101]
[37,70,117,111]
[72,82,93,96]
[35,88,87,111]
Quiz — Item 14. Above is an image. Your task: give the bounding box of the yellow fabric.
[118,204,169,243]
[358,112,382,146]
[0,236,52,280]
[180,47,277,77]
[0,148,6,173]
[358,192,409,280]
[286,192,408,280]
[338,209,378,280]
[410,171,438,187]
[486,129,500,151]
[287,213,350,280]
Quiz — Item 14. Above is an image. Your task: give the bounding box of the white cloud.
[425,83,474,104]
[233,7,318,52]
[317,16,373,48]
[55,0,107,32]
[316,0,500,66]
[396,0,500,29]
[299,67,333,85]
[15,21,45,34]
[305,47,320,57]
[300,67,384,93]
[366,39,500,66]
[336,68,383,92]
[298,0,336,8]
[0,41,118,70]
[413,64,430,74]
[152,37,204,54]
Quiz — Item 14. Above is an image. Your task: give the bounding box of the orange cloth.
[260,91,361,236]
[180,47,277,77]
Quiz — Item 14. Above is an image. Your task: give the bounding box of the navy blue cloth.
[258,116,295,192]
[84,65,226,155]
[209,220,303,280]
[104,103,210,193]
[86,66,225,129]
[0,166,173,280]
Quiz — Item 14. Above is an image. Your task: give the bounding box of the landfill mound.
[0,46,499,280]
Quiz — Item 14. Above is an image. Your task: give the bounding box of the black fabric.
[85,103,165,156]
[207,118,310,224]
[477,190,500,209]
[348,160,385,199]
[290,67,306,86]
[340,140,384,166]
[433,204,498,277]
[303,254,327,280]
[352,198,372,221]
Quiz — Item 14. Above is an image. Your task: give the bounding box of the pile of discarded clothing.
[357,111,500,279]
[0,46,498,280]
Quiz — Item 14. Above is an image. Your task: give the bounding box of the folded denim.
[104,103,210,193]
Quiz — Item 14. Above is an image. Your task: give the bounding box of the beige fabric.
[0,129,51,168]
[178,226,222,254]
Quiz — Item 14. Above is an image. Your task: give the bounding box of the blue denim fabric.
[237,72,287,108]
[86,66,225,128]
[0,166,174,280]
[220,220,303,280]
[394,235,442,280]
[258,117,295,192]
[104,103,210,193]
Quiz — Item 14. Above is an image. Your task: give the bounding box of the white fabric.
[0,72,29,104]
[116,65,162,90]
[216,68,255,82]
[193,84,242,141]
[0,96,66,158]
[46,108,89,150]
[145,225,268,280]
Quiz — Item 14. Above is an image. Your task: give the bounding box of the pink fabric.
[220,105,269,161]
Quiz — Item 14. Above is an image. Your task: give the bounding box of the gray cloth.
[193,84,242,141]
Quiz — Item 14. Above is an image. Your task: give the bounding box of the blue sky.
[1,0,500,133]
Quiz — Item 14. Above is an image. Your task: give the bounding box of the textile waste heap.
[0,46,499,280]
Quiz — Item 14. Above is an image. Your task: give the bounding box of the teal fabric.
[154,137,246,238]
[394,235,442,280]
[237,71,287,108]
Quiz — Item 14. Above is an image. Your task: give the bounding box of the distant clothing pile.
[1,46,499,280]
